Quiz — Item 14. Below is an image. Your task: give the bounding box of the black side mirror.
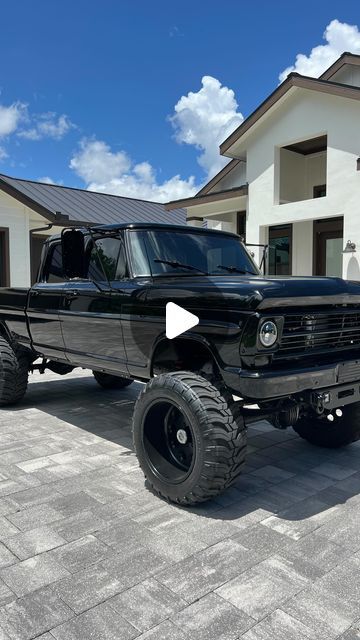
[61,229,86,279]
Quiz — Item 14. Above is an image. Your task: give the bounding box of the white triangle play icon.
[166,302,199,339]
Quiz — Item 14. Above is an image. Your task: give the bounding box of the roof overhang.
[320,52,360,81]
[220,73,360,157]
[165,185,248,211]
[195,159,243,197]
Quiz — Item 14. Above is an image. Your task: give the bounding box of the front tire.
[293,403,360,448]
[93,371,133,390]
[0,337,29,406]
[132,371,246,505]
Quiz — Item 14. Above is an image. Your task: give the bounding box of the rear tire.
[0,338,29,406]
[132,371,247,505]
[293,403,360,448]
[93,371,133,390]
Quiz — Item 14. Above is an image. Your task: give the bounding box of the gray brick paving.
[0,370,359,638]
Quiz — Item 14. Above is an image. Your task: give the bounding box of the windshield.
[129,229,259,277]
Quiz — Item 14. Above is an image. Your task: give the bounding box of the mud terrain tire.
[133,371,246,505]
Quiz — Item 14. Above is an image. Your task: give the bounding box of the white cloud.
[0,102,27,137]
[0,146,8,162]
[70,138,197,202]
[37,176,62,185]
[170,75,244,179]
[279,19,360,82]
[18,113,75,141]
[70,76,244,201]
[70,139,131,183]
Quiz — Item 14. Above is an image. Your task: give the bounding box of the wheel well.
[0,321,12,342]
[151,338,219,378]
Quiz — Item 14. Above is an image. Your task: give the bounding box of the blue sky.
[1,1,360,201]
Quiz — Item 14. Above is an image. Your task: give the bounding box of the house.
[0,174,185,287]
[166,52,360,280]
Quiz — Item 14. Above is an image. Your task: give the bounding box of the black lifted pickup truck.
[0,222,360,504]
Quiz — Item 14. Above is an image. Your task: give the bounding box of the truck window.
[88,237,126,281]
[129,230,259,277]
[43,243,64,283]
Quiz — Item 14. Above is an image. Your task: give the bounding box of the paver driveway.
[0,369,360,639]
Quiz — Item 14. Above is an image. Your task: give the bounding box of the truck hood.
[141,275,360,311]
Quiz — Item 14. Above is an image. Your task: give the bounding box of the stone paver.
[0,369,359,638]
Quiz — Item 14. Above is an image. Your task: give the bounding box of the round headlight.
[259,321,278,347]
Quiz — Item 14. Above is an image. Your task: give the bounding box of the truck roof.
[46,222,239,242]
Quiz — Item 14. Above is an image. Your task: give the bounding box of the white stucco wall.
[0,191,32,287]
[279,149,326,203]
[0,191,54,287]
[206,211,237,233]
[243,88,360,278]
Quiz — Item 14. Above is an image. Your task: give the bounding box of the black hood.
[140,275,360,312]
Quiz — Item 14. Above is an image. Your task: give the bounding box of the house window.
[0,228,10,287]
[313,184,326,198]
[268,225,292,275]
[278,135,327,205]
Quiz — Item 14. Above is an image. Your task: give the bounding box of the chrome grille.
[279,310,360,355]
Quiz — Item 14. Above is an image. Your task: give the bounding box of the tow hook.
[310,391,330,415]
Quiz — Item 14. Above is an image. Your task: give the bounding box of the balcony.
[277,135,327,205]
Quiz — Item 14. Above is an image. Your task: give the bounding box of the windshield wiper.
[154,259,208,275]
[216,264,254,275]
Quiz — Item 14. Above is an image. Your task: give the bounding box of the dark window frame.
[0,227,10,287]
[237,211,246,241]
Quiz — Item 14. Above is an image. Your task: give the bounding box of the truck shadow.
[8,371,360,525]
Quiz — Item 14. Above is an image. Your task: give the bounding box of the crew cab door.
[59,234,128,374]
[27,240,66,359]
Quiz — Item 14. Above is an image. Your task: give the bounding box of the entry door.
[268,225,292,275]
[314,218,343,277]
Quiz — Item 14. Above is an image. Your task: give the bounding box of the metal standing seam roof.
[0,174,186,226]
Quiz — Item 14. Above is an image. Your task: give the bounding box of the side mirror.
[61,229,86,279]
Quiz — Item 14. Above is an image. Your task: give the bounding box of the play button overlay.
[166,302,199,340]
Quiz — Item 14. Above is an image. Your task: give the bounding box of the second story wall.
[245,89,360,238]
[208,160,247,193]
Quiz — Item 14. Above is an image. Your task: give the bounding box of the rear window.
[43,243,64,283]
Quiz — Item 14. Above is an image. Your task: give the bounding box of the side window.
[43,243,64,283]
[88,237,126,281]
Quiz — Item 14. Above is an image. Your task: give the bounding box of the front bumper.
[222,358,360,400]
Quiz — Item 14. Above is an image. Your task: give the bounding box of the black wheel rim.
[142,399,195,484]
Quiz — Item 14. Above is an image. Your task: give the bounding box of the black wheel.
[93,371,134,390]
[132,371,247,505]
[0,337,29,406]
[293,403,360,448]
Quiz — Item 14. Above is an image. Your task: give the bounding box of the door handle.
[65,290,79,299]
